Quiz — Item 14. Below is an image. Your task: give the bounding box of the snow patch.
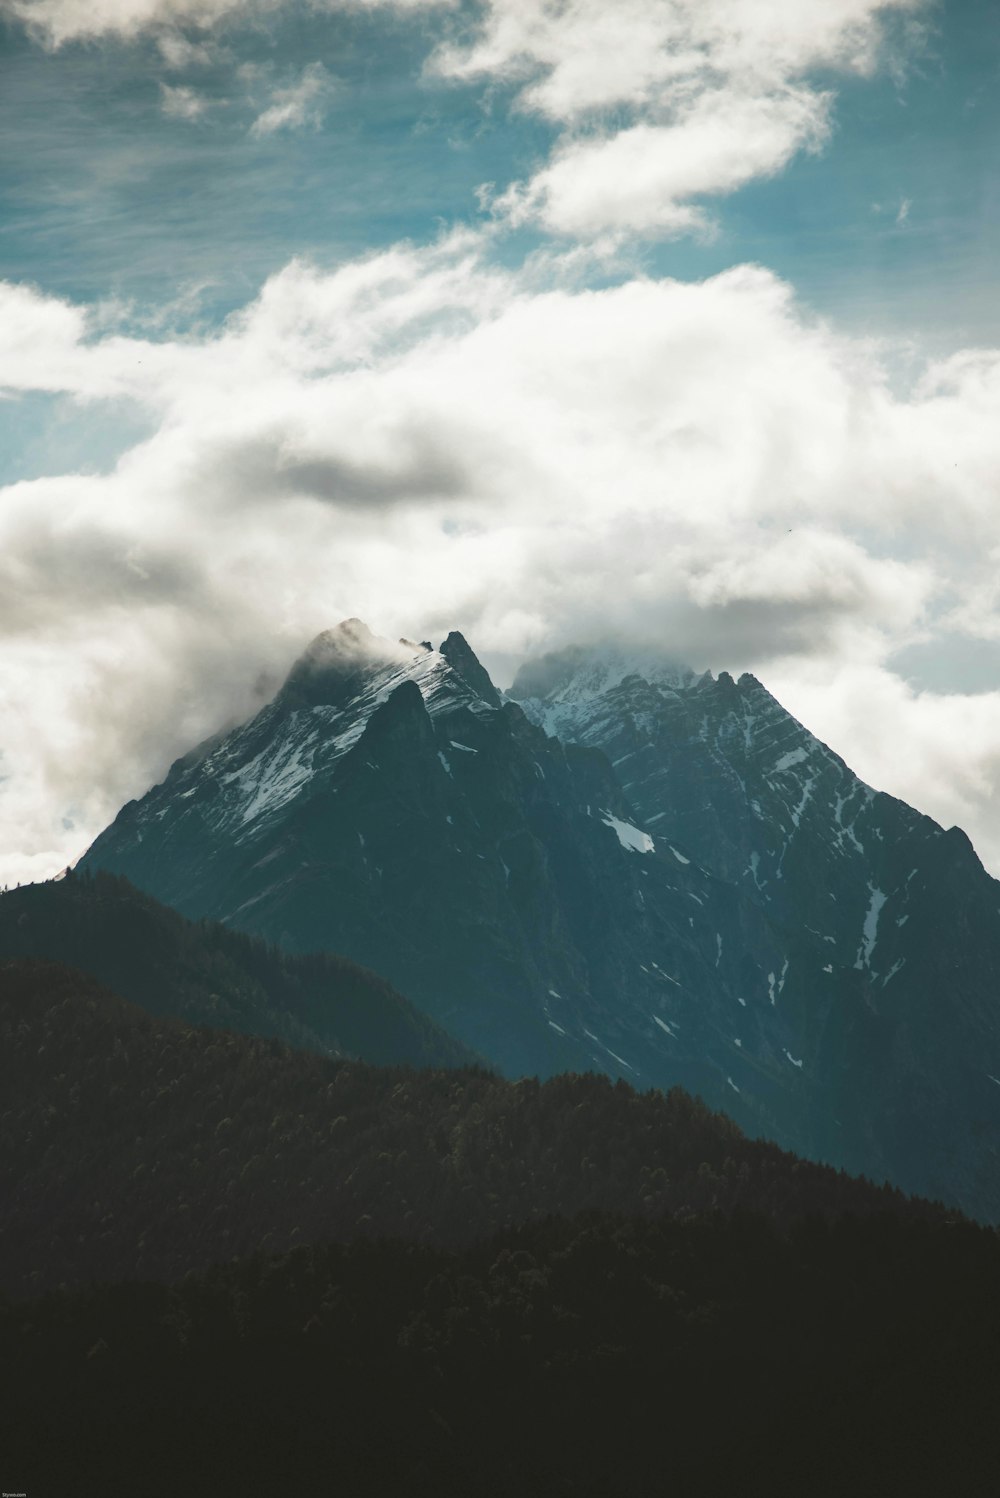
[855,885,888,969]
[223,728,316,829]
[601,811,654,855]
[669,845,690,865]
[584,1028,636,1073]
[783,1049,804,1069]
[789,775,816,828]
[774,746,809,773]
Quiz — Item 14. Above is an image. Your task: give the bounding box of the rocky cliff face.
[512,646,1000,1217]
[83,623,1000,1219]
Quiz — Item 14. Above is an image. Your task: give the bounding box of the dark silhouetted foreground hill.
[4,1212,1000,1498]
[0,871,474,1069]
[1,959,947,1299]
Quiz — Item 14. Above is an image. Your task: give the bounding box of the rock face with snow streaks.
[512,646,1000,1219]
[83,624,1000,1219]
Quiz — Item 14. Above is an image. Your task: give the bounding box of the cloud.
[249,62,332,137]
[157,30,221,66]
[4,231,1000,883]
[2,0,256,44]
[896,196,912,224]
[432,0,929,240]
[0,0,452,47]
[494,85,832,238]
[432,0,927,121]
[160,82,212,119]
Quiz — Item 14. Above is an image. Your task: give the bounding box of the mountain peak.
[279,619,414,710]
[439,631,503,710]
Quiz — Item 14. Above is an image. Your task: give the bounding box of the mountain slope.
[512,645,1000,1213]
[82,622,1000,1219]
[0,871,475,1069]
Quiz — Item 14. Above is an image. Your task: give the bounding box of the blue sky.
[2,0,1000,883]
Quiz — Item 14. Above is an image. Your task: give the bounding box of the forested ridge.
[0,870,474,1067]
[0,958,944,1298]
[4,1211,1000,1497]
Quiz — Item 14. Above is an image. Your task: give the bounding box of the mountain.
[0,871,474,1069]
[80,620,819,1126]
[81,621,1000,1219]
[0,958,942,1299]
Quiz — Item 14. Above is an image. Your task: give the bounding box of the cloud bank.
[3,227,1000,883]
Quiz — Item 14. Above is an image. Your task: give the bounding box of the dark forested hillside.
[5,958,1000,1497]
[4,1213,1000,1498]
[0,872,474,1068]
[0,959,948,1299]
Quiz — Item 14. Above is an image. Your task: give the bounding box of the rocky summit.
[82,621,1000,1219]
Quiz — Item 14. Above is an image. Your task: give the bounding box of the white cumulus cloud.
[433,0,930,240]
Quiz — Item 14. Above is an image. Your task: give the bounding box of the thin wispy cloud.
[249,62,332,137]
[157,32,222,69]
[160,82,212,121]
[0,0,452,47]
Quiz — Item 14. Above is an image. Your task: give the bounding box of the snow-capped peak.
[119,621,504,847]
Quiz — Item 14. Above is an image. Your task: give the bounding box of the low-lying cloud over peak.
[3,226,1000,880]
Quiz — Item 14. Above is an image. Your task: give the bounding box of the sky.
[2,0,1000,884]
